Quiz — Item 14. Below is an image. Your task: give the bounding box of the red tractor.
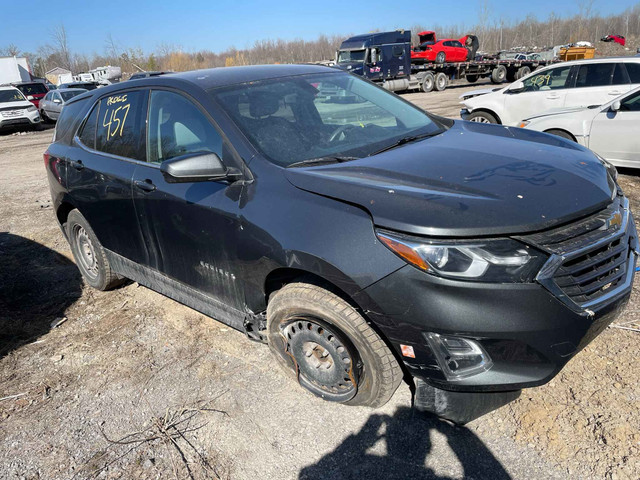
[411,31,479,64]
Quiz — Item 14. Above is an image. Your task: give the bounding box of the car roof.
[57,88,87,92]
[129,64,337,90]
[554,56,640,66]
[0,85,20,91]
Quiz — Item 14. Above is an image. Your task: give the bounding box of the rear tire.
[467,111,498,124]
[515,66,531,80]
[66,209,124,291]
[435,51,446,64]
[545,129,576,141]
[506,68,517,83]
[421,73,435,92]
[266,283,403,408]
[491,65,507,84]
[434,72,448,91]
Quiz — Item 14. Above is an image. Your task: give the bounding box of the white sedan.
[517,86,640,169]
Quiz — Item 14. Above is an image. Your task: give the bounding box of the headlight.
[516,120,530,128]
[27,105,37,112]
[376,229,547,283]
[595,153,617,182]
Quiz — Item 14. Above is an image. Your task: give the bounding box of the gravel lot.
[1,81,639,480]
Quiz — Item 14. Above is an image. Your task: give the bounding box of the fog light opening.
[425,333,493,380]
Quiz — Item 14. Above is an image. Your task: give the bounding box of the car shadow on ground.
[299,406,510,480]
[0,123,54,137]
[0,232,83,359]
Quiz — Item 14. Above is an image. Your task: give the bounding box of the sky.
[3,0,639,56]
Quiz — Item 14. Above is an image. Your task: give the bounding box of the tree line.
[2,2,639,79]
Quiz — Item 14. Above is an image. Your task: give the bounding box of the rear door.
[132,89,245,312]
[68,89,150,264]
[588,89,640,167]
[563,62,631,107]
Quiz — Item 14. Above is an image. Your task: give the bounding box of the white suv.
[0,86,42,131]
[460,57,640,125]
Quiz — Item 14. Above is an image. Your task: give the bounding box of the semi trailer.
[335,30,549,93]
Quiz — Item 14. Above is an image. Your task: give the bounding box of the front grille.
[520,196,637,309]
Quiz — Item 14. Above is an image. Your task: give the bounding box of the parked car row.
[460,56,640,168]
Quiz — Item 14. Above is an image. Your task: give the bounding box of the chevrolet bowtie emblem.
[608,211,622,229]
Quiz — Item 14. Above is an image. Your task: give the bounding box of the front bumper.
[364,196,637,393]
[0,110,41,129]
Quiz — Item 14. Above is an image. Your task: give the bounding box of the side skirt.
[105,249,246,331]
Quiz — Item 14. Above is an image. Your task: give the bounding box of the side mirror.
[611,100,621,112]
[160,152,240,183]
[369,48,378,64]
[508,81,525,93]
[27,95,34,100]
[53,98,61,104]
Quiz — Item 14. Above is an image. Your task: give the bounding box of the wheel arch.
[56,199,78,232]
[543,128,577,142]
[469,108,503,124]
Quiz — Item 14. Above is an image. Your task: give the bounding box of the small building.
[45,67,72,86]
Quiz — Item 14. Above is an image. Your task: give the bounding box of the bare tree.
[51,24,72,70]
[0,44,20,56]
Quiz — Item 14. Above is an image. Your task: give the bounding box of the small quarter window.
[625,63,640,83]
[392,45,404,57]
[95,90,147,160]
[78,102,99,149]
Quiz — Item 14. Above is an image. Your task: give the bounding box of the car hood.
[285,121,614,237]
[459,87,504,101]
[0,100,33,110]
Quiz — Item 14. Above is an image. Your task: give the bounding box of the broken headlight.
[376,229,547,283]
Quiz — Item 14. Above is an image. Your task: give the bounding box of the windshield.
[337,50,366,63]
[0,89,26,103]
[60,90,86,101]
[16,83,48,95]
[210,71,443,167]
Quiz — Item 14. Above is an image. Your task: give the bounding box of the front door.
[588,89,640,167]
[132,89,245,318]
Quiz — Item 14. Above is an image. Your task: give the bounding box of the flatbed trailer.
[335,30,549,93]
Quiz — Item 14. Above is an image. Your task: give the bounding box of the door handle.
[546,94,560,99]
[69,160,84,170]
[608,91,623,96]
[134,179,156,192]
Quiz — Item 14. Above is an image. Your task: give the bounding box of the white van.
[459,57,640,125]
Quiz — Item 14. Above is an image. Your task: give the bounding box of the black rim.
[281,318,360,402]
[72,224,99,281]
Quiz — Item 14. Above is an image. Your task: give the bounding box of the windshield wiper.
[287,156,358,168]
[368,132,441,157]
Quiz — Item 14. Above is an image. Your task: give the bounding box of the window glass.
[211,71,441,167]
[337,50,365,63]
[523,66,573,91]
[612,64,629,85]
[78,102,99,149]
[0,89,25,102]
[60,90,85,102]
[54,92,62,102]
[95,90,147,160]
[625,63,640,83]
[620,90,640,111]
[147,90,222,163]
[450,41,463,48]
[44,92,52,101]
[575,63,615,88]
[16,83,47,95]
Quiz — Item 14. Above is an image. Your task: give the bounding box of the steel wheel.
[281,317,360,402]
[72,224,99,281]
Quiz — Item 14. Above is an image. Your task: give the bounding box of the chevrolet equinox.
[45,65,637,422]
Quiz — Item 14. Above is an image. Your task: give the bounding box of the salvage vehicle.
[45,65,637,423]
[11,81,48,109]
[411,31,473,64]
[0,86,41,130]
[336,30,546,93]
[518,86,640,168]
[601,35,626,47]
[39,88,87,122]
[461,57,640,125]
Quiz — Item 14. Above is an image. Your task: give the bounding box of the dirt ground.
[1,82,639,480]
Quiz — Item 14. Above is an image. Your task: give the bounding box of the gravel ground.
[0,82,638,480]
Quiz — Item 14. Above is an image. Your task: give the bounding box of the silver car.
[39,88,87,122]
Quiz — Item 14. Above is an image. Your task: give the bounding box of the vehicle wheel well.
[469,108,502,124]
[56,201,76,229]
[544,128,577,142]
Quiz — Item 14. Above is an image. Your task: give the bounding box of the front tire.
[545,129,576,141]
[266,283,402,408]
[66,209,124,290]
[467,111,498,124]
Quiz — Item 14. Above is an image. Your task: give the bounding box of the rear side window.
[78,103,99,149]
[621,90,640,111]
[147,90,222,163]
[95,90,147,160]
[625,63,640,83]
[575,63,615,88]
[54,98,88,143]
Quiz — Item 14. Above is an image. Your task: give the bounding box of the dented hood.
[285,121,614,237]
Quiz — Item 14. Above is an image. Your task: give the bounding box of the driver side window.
[523,66,572,91]
[147,90,222,164]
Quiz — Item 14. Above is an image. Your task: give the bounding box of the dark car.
[129,71,173,80]
[44,65,637,423]
[11,81,49,109]
[58,81,99,91]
